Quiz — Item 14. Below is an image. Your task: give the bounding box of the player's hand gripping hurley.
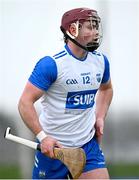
[4,127,86,179]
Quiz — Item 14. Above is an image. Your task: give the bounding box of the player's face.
[77,18,101,47]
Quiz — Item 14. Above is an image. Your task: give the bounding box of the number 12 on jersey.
[82,76,90,84]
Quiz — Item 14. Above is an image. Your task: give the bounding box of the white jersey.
[29,44,110,147]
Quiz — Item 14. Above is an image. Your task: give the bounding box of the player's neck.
[67,41,88,60]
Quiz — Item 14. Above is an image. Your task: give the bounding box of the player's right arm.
[18,81,62,158]
[18,81,44,135]
[18,56,62,157]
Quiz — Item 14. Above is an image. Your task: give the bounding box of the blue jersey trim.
[101,54,110,83]
[54,52,67,59]
[64,44,88,61]
[29,56,57,91]
[53,50,66,57]
[92,51,101,56]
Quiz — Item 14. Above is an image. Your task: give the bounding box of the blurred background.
[0,0,139,178]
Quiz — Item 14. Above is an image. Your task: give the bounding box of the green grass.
[108,163,139,179]
[0,165,22,179]
[0,163,139,179]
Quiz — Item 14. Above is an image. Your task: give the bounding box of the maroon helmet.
[60,7,102,52]
[61,8,99,30]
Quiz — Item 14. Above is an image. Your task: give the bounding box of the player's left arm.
[95,79,113,143]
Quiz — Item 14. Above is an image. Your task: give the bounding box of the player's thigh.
[79,168,109,179]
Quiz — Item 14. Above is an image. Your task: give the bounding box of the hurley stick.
[4,127,86,179]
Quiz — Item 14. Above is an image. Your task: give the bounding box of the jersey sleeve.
[28,56,57,91]
[101,54,110,84]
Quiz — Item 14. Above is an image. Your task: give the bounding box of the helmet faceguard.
[60,8,103,52]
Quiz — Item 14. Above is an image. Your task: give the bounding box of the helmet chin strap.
[60,26,99,52]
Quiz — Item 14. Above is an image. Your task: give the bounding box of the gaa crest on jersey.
[66,78,78,85]
[66,89,97,109]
